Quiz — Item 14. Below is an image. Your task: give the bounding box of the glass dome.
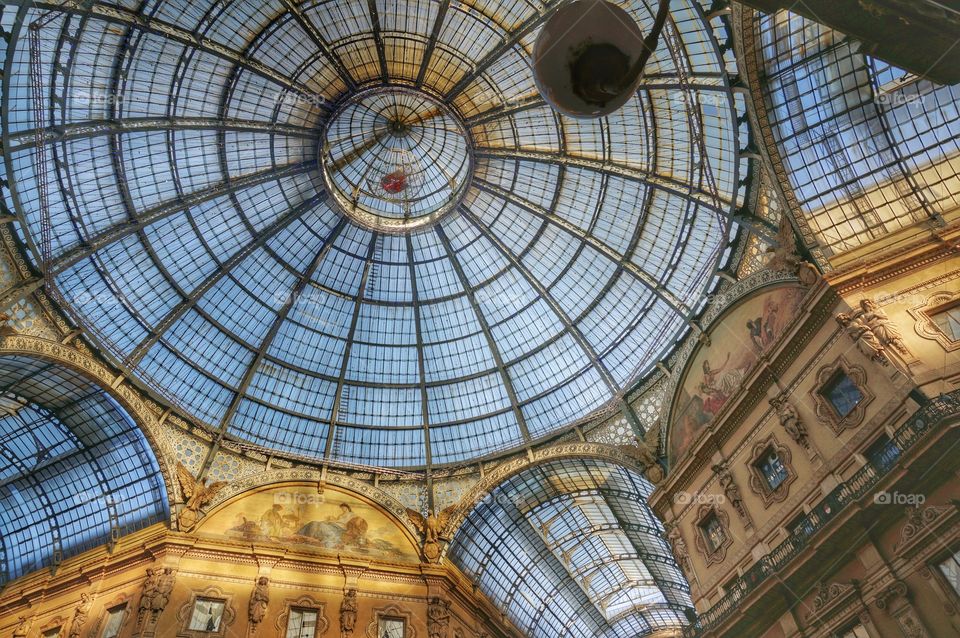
[2,0,747,468]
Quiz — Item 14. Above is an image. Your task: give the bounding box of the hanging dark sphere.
[533,0,671,118]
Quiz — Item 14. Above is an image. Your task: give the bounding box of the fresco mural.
[669,285,807,464]
[194,484,418,561]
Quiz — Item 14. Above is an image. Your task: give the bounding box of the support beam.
[7,117,318,153]
[278,0,358,90]
[473,178,692,318]
[45,160,315,276]
[4,0,334,107]
[415,0,450,87]
[443,1,566,103]
[738,0,960,85]
[198,216,349,478]
[124,192,328,366]
[460,205,620,393]
[322,234,379,461]
[366,0,389,81]
[474,147,731,213]
[435,225,532,443]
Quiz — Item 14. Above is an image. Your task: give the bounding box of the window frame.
[747,435,796,507]
[694,504,732,566]
[812,357,874,433]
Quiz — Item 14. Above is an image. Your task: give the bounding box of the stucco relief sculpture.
[665,523,691,575]
[711,462,753,530]
[340,589,358,638]
[248,576,269,631]
[427,597,452,638]
[68,593,92,638]
[770,395,810,451]
[766,216,820,286]
[406,505,456,563]
[176,461,229,531]
[857,299,910,355]
[137,567,176,629]
[618,426,665,483]
[837,298,910,366]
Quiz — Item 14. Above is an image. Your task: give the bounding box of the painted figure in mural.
[296,503,369,548]
[699,354,746,417]
[260,503,285,537]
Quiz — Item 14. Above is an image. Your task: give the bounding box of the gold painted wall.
[655,226,960,637]
[0,483,518,638]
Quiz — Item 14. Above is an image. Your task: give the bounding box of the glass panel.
[101,605,126,638]
[286,608,318,638]
[932,302,960,341]
[6,0,747,469]
[757,448,788,490]
[378,617,405,638]
[188,599,226,631]
[822,372,864,418]
[700,515,726,553]
[938,550,960,596]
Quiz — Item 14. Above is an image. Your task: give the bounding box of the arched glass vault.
[449,459,693,637]
[1,0,749,469]
[0,356,169,584]
[754,9,960,258]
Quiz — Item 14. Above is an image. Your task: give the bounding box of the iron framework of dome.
[1,0,750,469]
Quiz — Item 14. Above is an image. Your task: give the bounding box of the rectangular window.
[938,550,960,597]
[286,608,318,638]
[838,623,870,638]
[101,604,126,638]
[42,629,62,638]
[188,599,226,632]
[821,371,863,418]
[756,447,789,491]
[699,514,726,553]
[378,617,405,638]
[932,300,960,341]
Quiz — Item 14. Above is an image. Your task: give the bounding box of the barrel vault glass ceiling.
[1,0,748,469]
[450,459,693,636]
[0,356,169,585]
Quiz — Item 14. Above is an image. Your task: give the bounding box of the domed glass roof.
[3,0,747,468]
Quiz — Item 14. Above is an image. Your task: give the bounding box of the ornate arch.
[440,442,647,541]
[0,333,176,507]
